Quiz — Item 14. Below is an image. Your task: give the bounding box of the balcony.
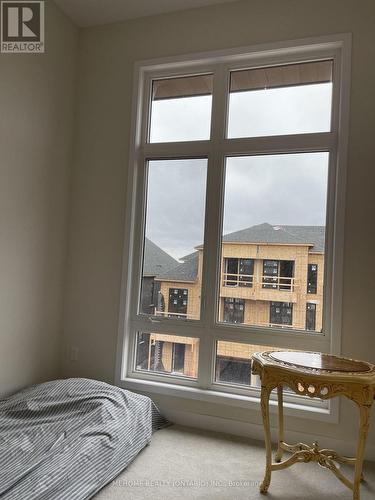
[221,273,298,303]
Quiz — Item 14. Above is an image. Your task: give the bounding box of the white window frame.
[115,33,351,422]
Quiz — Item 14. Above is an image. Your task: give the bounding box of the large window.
[224,258,254,287]
[120,35,350,408]
[270,302,293,327]
[223,298,245,324]
[262,260,295,291]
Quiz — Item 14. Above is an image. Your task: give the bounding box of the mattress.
[0,378,167,499]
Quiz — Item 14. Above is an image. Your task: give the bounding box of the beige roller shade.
[230,60,332,93]
[151,60,332,100]
[152,74,213,100]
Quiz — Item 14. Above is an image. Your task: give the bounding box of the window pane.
[149,74,213,143]
[227,60,333,138]
[215,341,294,386]
[219,153,328,333]
[135,332,199,379]
[140,159,207,320]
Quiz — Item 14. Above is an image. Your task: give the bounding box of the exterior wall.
[161,243,324,332]
[152,242,325,379]
[226,242,322,331]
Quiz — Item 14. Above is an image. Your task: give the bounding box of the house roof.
[143,238,178,277]
[223,223,325,252]
[154,252,199,282]
[153,223,325,283]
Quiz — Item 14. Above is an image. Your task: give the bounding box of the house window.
[223,298,245,324]
[168,288,188,318]
[270,302,293,326]
[307,264,318,294]
[306,303,317,331]
[224,258,254,287]
[263,260,295,290]
[121,35,350,407]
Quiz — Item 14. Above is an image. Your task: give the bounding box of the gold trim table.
[252,351,375,500]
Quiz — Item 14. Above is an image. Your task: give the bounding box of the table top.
[269,351,371,373]
[252,350,375,385]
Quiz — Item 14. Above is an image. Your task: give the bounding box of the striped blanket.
[0,378,167,499]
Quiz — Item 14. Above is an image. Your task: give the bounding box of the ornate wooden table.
[252,351,375,500]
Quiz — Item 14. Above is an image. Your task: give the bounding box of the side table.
[252,351,375,500]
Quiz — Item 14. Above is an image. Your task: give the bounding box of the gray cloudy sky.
[145,83,331,260]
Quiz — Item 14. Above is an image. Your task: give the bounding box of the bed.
[0,378,167,499]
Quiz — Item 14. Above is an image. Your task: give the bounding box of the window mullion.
[198,65,228,389]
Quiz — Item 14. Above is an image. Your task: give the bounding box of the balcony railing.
[154,310,189,319]
[223,273,253,287]
[223,273,298,292]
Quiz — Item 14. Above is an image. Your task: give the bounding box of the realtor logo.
[1,1,44,53]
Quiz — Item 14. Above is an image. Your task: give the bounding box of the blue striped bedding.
[0,378,167,499]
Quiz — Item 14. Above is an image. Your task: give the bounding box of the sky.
[145,82,331,260]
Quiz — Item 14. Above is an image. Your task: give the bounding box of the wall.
[0,0,78,396]
[62,0,375,456]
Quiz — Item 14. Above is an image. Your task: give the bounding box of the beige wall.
[62,0,375,455]
[0,0,78,396]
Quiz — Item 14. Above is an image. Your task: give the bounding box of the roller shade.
[151,60,332,100]
[152,74,213,100]
[230,60,333,93]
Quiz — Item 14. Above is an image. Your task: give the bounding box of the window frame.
[115,34,351,421]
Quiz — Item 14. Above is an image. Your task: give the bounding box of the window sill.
[120,376,338,424]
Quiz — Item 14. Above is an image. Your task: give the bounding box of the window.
[135,333,199,378]
[149,74,213,143]
[227,61,332,138]
[307,264,318,294]
[262,260,295,290]
[139,158,207,320]
[168,288,188,318]
[120,35,350,410]
[306,303,317,331]
[224,258,254,287]
[270,302,293,326]
[223,298,245,324]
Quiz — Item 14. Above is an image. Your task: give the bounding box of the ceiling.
[54,0,239,28]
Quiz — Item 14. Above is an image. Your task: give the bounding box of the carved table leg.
[260,384,273,494]
[275,385,284,463]
[353,403,372,500]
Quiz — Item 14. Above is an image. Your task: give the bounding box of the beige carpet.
[95,425,375,500]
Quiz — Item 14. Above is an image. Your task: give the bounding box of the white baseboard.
[163,409,375,462]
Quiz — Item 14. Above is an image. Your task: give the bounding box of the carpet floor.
[95,425,375,500]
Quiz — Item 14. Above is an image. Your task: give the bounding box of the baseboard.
[163,408,375,462]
